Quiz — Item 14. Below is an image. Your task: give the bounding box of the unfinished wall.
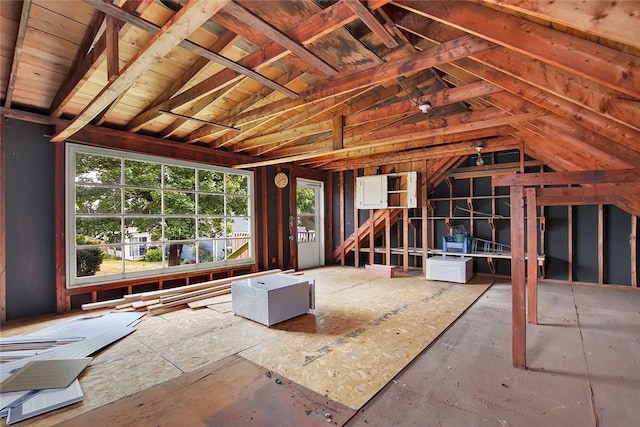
[331,153,638,288]
[4,118,57,320]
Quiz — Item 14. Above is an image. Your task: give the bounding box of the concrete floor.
[346,281,640,427]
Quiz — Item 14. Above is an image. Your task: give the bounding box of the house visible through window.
[66,144,254,288]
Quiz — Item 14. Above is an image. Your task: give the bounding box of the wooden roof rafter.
[51,0,232,142]
[222,1,337,77]
[343,0,398,49]
[192,34,497,141]
[125,0,365,132]
[49,0,154,117]
[478,0,640,51]
[3,0,33,108]
[394,0,639,98]
[84,0,296,99]
[393,7,640,133]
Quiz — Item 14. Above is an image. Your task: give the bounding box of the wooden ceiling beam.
[209,90,366,148]
[393,0,639,98]
[529,115,640,168]
[395,8,640,134]
[344,0,398,48]
[181,69,306,143]
[200,34,496,134]
[479,0,640,50]
[51,0,230,142]
[147,30,239,134]
[105,15,119,81]
[522,134,640,216]
[84,0,296,99]
[49,0,151,117]
[239,105,512,156]
[493,169,640,187]
[234,124,516,168]
[222,2,336,76]
[349,110,539,147]
[300,133,520,168]
[301,34,496,103]
[316,136,521,170]
[450,60,640,153]
[126,0,361,132]
[473,47,640,132]
[345,80,502,126]
[3,0,32,108]
[536,186,639,206]
[209,70,431,149]
[209,71,434,148]
[156,31,242,138]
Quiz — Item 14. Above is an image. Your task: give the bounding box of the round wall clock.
[274,172,288,188]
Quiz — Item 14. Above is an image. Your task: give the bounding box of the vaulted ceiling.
[1,0,639,212]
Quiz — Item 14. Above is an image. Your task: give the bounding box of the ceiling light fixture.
[396,78,434,115]
[418,100,432,114]
[475,145,485,166]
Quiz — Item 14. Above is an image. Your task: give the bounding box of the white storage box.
[231,274,314,327]
[426,256,473,283]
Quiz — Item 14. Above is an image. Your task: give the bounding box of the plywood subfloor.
[346,282,640,427]
[55,354,355,427]
[0,266,492,425]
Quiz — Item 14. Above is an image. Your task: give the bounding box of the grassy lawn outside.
[96,257,162,275]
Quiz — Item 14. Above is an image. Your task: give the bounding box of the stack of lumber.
[81,269,300,315]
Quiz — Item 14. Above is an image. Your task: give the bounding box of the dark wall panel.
[495,221,511,276]
[573,205,598,283]
[5,119,56,320]
[604,205,631,286]
[545,206,569,280]
[343,170,355,238]
[332,172,341,250]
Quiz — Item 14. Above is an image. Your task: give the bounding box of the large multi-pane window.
[66,144,253,288]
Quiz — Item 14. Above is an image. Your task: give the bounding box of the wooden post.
[568,204,573,282]
[276,167,284,270]
[598,204,604,285]
[422,161,428,275]
[526,187,538,325]
[369,209,375,265]
[403,207,409,272]
[261,168,269,270]
[632,215,637,288]
[385,210,391,265]
[326,172,333,266]
[340,171,345,266]
[510,185,526,369]
[353,172,360,268]
[55,141,68,312]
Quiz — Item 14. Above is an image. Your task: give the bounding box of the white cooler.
[231,274,314,326]
[426,256,473,283]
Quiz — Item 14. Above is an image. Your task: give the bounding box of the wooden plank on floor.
[365,263,395,278]
[55,354,355,427]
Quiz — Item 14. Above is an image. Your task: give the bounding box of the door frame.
[295,178,325,270]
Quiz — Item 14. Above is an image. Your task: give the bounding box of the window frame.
[66,143,254,289]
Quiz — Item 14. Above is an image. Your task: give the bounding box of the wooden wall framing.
[494,169,640,368]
